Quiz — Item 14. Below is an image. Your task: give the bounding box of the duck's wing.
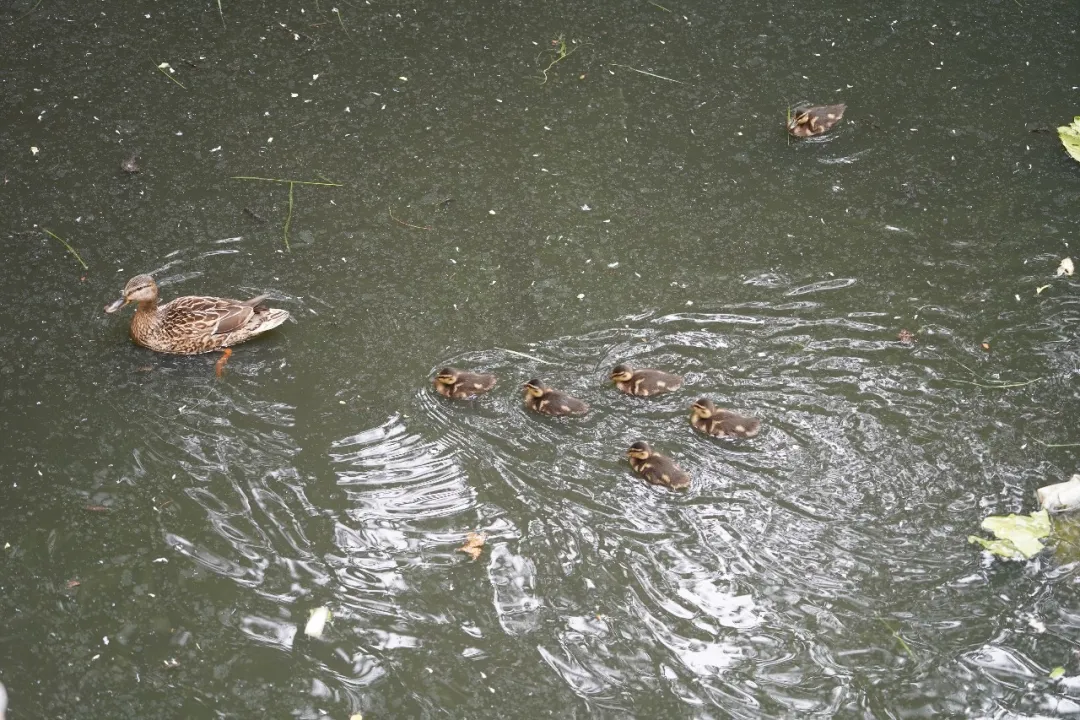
[159,296,260,336]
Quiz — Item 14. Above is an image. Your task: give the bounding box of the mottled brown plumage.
[104,274,289,354]
[788,103,846,138]
[611,364,683,397]
[523,379,589,417]
[433,367,497,399]
[627,441,690,490]
[689,398,761,439]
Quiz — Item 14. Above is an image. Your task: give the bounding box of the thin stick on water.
[647,1,671,10]
[12,0,44,23]
[230,176,342,186]
[332,6,349,34]
[42,227,88,269]
[216,0,225,29]
[1033,440,1080,448]
[230,176,342,252]
[947,378,1042,389]
[389,207,432,230]
[496,348,554,364]
[152,61,187,89]
[610,63,687,85]
[283,182,295,251]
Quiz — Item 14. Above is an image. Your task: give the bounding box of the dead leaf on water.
[457,532,486,561]
[67,579,81,589]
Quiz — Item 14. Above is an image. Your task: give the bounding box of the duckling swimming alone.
[788,103,846,138]
[689,398,761,439]
[523,378,589,416]
[104,274,289,354]
[627,441,690,490]
[433,367,497,399]
[611,364,683,397]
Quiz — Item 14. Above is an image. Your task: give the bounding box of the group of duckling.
[102,274,761,493]
[434,364,760,492]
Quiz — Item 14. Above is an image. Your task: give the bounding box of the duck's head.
[104,274,158,313]
[610,364,634,383]
[435,367,461,386]
[691,398,717,419]
[627,441,653,460]
[523,379,547,398]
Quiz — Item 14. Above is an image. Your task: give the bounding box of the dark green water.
[2,0,1079,717]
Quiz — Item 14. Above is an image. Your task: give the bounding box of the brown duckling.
[627,441,690,490]
[689,398,761,439]
[433,366,497,399]
[523,378,589,417]
[787,103,846,138]
[611,364,683,397]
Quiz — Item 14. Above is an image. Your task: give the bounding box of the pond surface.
[2,0,1079,717]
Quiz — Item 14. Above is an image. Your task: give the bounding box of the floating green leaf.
[969,510,1051,560]
[1051,667,1066,680]
[1059,117,1080,163]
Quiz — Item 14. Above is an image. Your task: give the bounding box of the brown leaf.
[457,532,486,561]
[215,348,233,378]
[67,579,81,589]
[981,343,991,352]
[897,329,915,343]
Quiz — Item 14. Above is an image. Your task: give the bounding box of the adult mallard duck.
[523,378,589,416]
[433,367,497,399]
[104,274,289,354]
[689,398,761,439]
[627,441,690,490]
[611,363,683,397]
[788,103,846,138]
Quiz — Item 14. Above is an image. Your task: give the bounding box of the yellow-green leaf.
[1059,117,1080,163]
[1050,667,1066,680]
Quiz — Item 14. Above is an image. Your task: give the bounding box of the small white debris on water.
[399,76,408,81]
[577,294,585,299]
[607,261,619,268]
[31,146,39,155]
[581,204,590,211]
[291,93,298,97]
[175,131,182,136]
[103,636,109,645]
[345,106,350,112]
[686,300,694,306]
[305,606,331,638]
[210,146,221,152]
[312,73,319,80]
[267,137,273,143]
[488,210,495,215]
[153,558,168,563]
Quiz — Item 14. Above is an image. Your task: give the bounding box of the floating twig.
[230,176,342,251]
[242,207,267,223]
[41,227,88,269]
[610,63,687,85]
[230,176,341,187]
[878,618,917,662]
[1033,440,1080,448]
[537,35,585,85]
[216,0,225,29]
[283,182,295,250]
[152,61,187,89]
[332,6,349,34]
[11,0,43,23]
[389,207,432,231]
[496,347,553,364]
[948,378,1042,389]
[647,0,671,10]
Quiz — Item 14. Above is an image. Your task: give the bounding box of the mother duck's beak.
[104,296,129,314]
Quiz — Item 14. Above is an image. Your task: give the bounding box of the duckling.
[689,398,761,439]
[787,103,846,138]
[611,364,683,397]
[627,441,690,490]
[523,378,589,417]
[433,366,497,399]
